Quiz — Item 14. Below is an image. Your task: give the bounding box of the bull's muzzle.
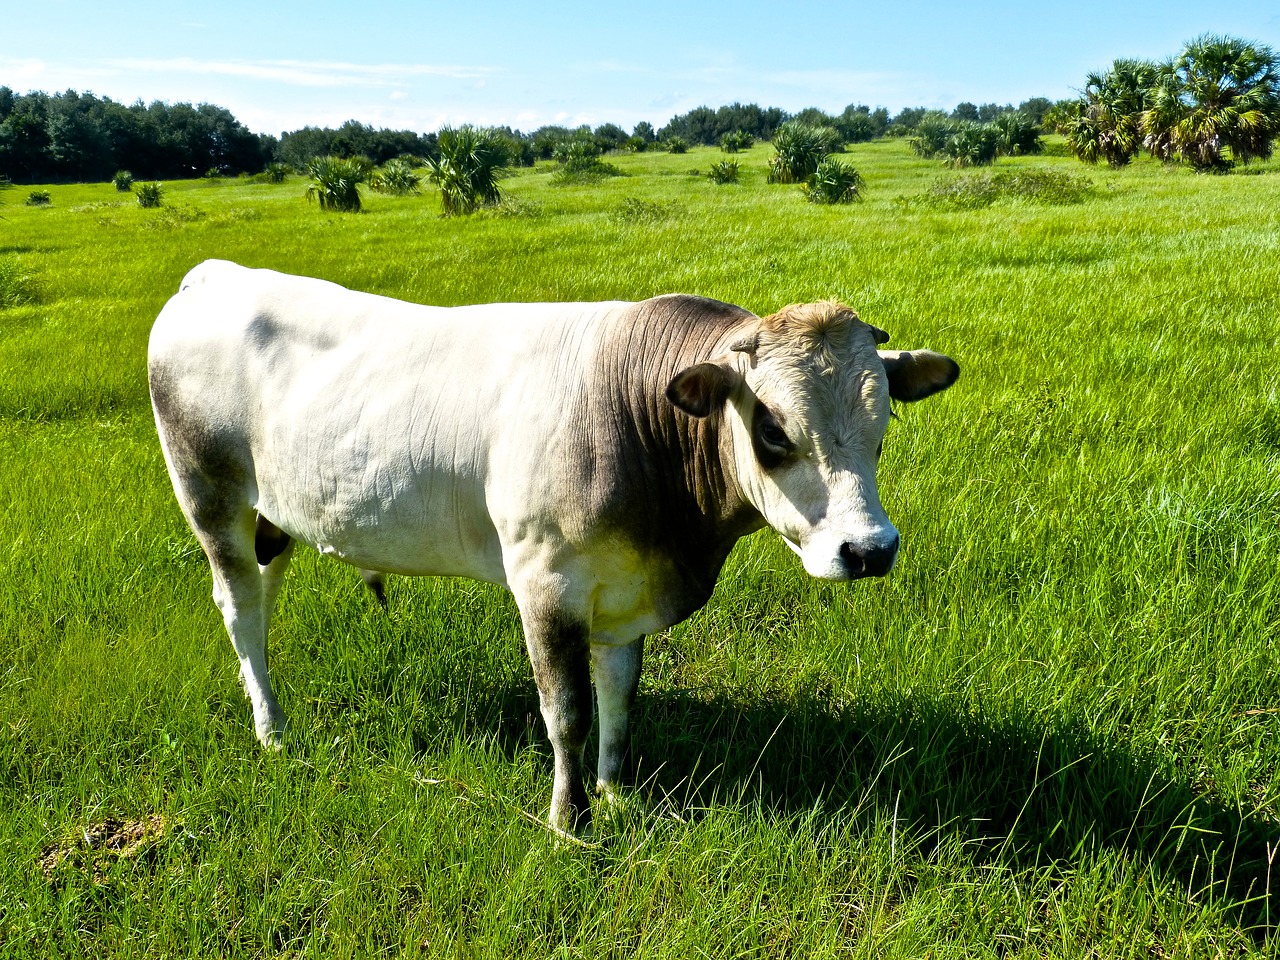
[838,536,899,579]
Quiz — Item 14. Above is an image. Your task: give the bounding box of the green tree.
[1142,34,1280,170]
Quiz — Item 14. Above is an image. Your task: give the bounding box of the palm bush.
[113,170,134,192]
[803,157,864,203]
[264,162,290,184]
[943,123,1002,168]
[909,113,960,158]
[135,182,164,208]
[1142,35,1280,170]
[427,126,512,216]
[706,159,740,184]
[304,156,371,212]
[24,190,51,207]
[767,121,841,183]
[663,137,689,154]
[991,112,1044,156]
[371,158,422,195]
[719,130,754,153]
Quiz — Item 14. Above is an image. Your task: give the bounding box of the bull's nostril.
[840,537,899,579]
[838,541,866,576]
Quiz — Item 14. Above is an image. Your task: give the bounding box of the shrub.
[767,121,842,183]
[551,137,621,183]
[913,170,1095,209]
[136,183,164,208]
[707,159,740,184]
[719,130,754,153]
[427,126,513,216]
[113,170,134,192]
[624,136,648,153]
[991,112,1044,156]
[305,155,371,213]
[371,158,422,196]
[663,137,689,154]
[611,197,678,224]
[943,123,1001,167]
[909,114,960,158]
[264,162,290,184]
[803,157,864,203]
[24,190,51,206]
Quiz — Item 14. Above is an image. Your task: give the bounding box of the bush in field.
[912,170,1095,209]
[943,123,1002,167]
[707,159,740,184]
[1143,34,1280,170]
[264,162,290,184]
[24,190,51,206]
[803,157,864,203]
[427,126,512,215]
[370,158,422,195]
[611,197,678,224]
[767,121,842,183]
[663,137,689,154]
[113,170,134,192]
[909,113,960,158]
[551,137,621,183]
[990,112,1044,156]
[304,155,371,212]
[136,182,164,208]
[719,130,754,153]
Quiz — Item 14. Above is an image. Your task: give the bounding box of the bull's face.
[667,301,958,582]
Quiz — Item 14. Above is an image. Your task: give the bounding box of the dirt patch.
[39,815,171,882]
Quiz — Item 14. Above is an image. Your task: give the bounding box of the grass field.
[2,139,1280,958]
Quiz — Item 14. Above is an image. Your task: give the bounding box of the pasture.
[2,140,1279,957]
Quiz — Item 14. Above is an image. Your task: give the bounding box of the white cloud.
[104,57,497,88]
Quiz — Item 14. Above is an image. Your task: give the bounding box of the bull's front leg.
[519,605,595,835]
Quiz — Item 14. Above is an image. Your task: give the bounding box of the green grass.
[2,140,1280,957]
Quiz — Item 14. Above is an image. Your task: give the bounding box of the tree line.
[0,85,1055,185]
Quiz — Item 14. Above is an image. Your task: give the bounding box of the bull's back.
[149,260,621,584]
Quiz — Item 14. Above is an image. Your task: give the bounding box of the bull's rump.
[148,260,625,583]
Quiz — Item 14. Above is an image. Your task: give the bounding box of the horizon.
[4,1,1280,138]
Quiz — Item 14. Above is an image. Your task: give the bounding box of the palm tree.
[305,155,371,213]
[1056,59,1157,166]
[427,127,512,216]
[1142,35,1280,170]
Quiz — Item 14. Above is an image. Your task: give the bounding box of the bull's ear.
[666,363,739,418]
[880,350,960,403]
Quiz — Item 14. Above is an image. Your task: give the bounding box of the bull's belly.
[257,479,508,585]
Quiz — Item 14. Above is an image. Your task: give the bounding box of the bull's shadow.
[402,655,1277,939]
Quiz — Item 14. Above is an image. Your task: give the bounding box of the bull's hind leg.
[592,636,644,801]
[196,510,292,748]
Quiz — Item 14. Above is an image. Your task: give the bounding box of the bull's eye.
[760,420,790,449]
[751,402,794,469]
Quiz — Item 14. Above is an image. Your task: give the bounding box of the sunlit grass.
[2,139,1279,957]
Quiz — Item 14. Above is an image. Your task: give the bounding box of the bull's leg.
[592,636,644,800]
[518,605,595,835]
[201,510,290,748]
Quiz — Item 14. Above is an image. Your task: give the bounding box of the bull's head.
[667,301,958,580]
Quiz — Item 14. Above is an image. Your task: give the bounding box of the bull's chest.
[580,541,720,645]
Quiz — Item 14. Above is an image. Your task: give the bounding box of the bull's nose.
[838,537,899,579]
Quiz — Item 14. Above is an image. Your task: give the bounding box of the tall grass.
[1,140,1279,957]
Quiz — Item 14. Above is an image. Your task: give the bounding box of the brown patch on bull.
[254,515,292,566]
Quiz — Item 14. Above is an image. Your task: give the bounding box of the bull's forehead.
[747,304,890,461]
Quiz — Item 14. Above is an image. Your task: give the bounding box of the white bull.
[149,260,958,835]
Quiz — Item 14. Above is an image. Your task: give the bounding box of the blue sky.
[5,1,1280,136]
